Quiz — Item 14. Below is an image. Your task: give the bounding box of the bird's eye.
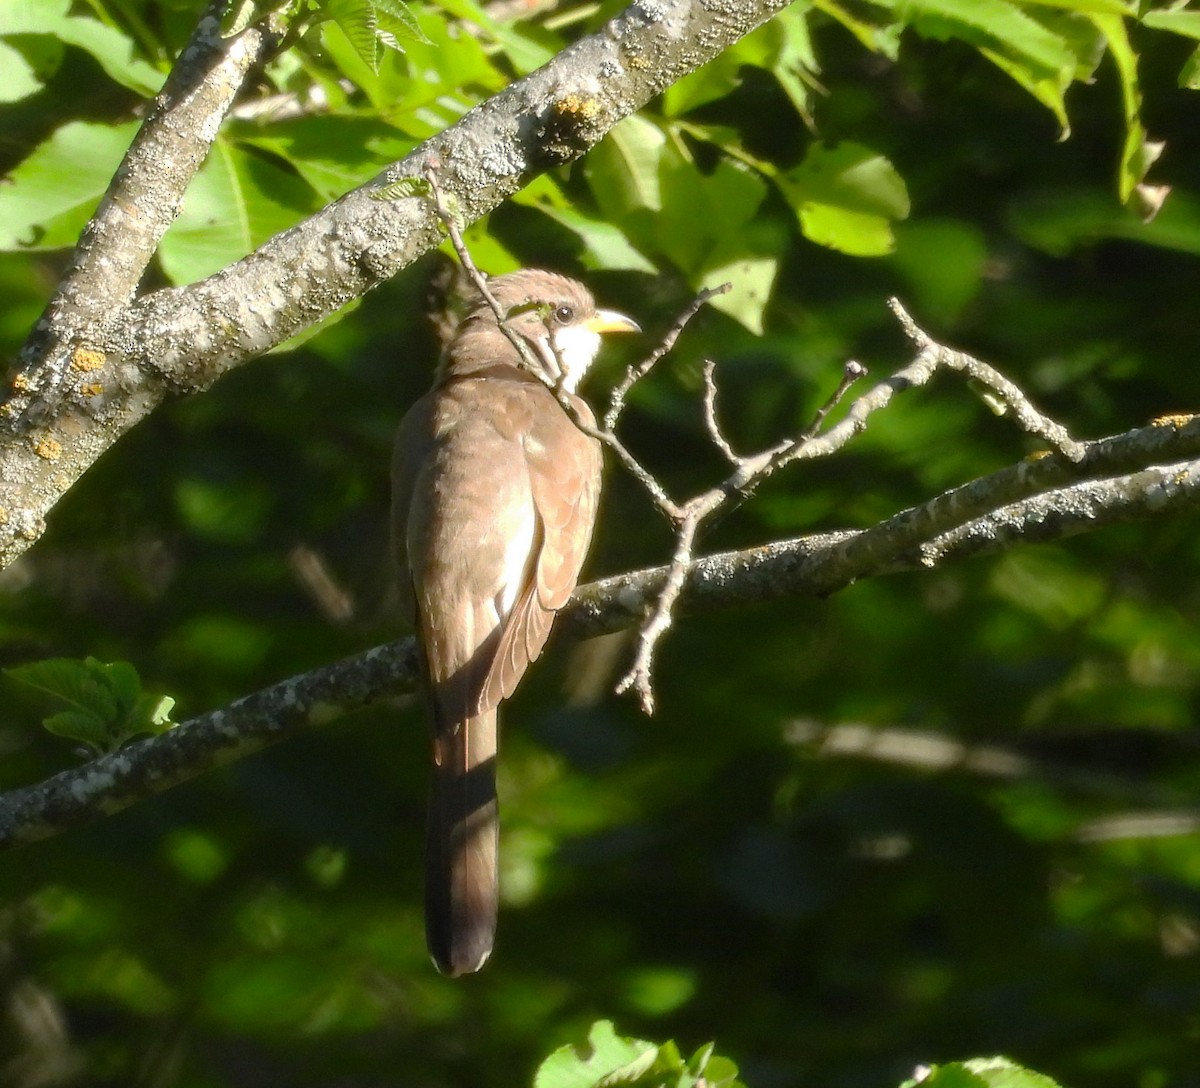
[553,304,575,325]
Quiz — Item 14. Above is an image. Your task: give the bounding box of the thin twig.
[415,188,1089,721]
[604,282,731,431]
[888,297,1085,461]
[703,360,740,465]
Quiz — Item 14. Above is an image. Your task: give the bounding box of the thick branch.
[0,0,794,571]
[18,1,277,371]
[4,420,1200,850]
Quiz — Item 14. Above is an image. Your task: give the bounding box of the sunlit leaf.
[0,0,163,95]
[0,121,138,251]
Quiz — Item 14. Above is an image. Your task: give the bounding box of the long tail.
[425,708,499,976]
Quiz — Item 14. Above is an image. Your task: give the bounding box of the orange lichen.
[553,93,601,121]
[32,435,62,461]
[70,347,106,372]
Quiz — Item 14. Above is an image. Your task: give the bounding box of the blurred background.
[3,1,1200,1085]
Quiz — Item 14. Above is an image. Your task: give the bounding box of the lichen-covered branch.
[0,0,796,570]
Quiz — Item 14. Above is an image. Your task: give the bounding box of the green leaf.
[533,204,658,273]
[42,709,112,752]
[326,0,384,72]
[0,39,45,102]
[5,656,175,754]
[663,6,817,121]
[221,0,262,37]
[235,116,415,201]
[431,0,552,73]
[370,176,432,202]
[131,693,177,735]
[0,0,163,96]
[1182,45,1200,90]
[510,175,656,271]
[7,657,123,724]
[892,0,1078,74]
[780,141,909,255]
[158,137,318,284]
[534,1021,657,1088]
[318,0,427,72]
[700,250,777,334]
[0,121,139,251]
[1021,0,1131,12]
[373,0,429,51]
[915,1057,1064,1088]
[585,116,668,220]
[815,0,903,56]
[1088,12,1156,205]
[656,157,768,273]
[1009,187,1200,256]
[1140,10,1200,41]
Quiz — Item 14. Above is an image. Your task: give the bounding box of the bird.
[390,269,639,976]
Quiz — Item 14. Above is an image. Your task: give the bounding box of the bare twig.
[6,422,1200,850]
[703,360,740,465]
[604,283,731,431]
[417,183,1091,719]
[888,297,1085,461]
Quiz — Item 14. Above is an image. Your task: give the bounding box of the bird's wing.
[481,389,602,708]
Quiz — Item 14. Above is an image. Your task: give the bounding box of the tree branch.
[0,0,795,571]
[4,415,1200,851]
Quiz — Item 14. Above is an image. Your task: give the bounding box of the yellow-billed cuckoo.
[391,269,639,976]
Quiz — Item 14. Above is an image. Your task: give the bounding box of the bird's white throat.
[534,324,601,393]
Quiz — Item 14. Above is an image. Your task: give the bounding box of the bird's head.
[454,270,640,392]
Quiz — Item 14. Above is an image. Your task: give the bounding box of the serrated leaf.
[370,176,432,201]
[42,709,112,752]
[899,0,1077,74]
[374,0,429,46]
[7,658,120,721]
[961,1056,1062,1088]
[815,0,903,56]
[221,0,261,36]
[593,1046,660,1087]
[0,121,139,251]
[534,1021,657,1088]
[1089,12,1155,205]
[917,1057,1063,1088]
[325,0,381,71]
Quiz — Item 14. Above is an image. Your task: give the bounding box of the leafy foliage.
[5,656,175,753]
[535,1021,745,1088]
